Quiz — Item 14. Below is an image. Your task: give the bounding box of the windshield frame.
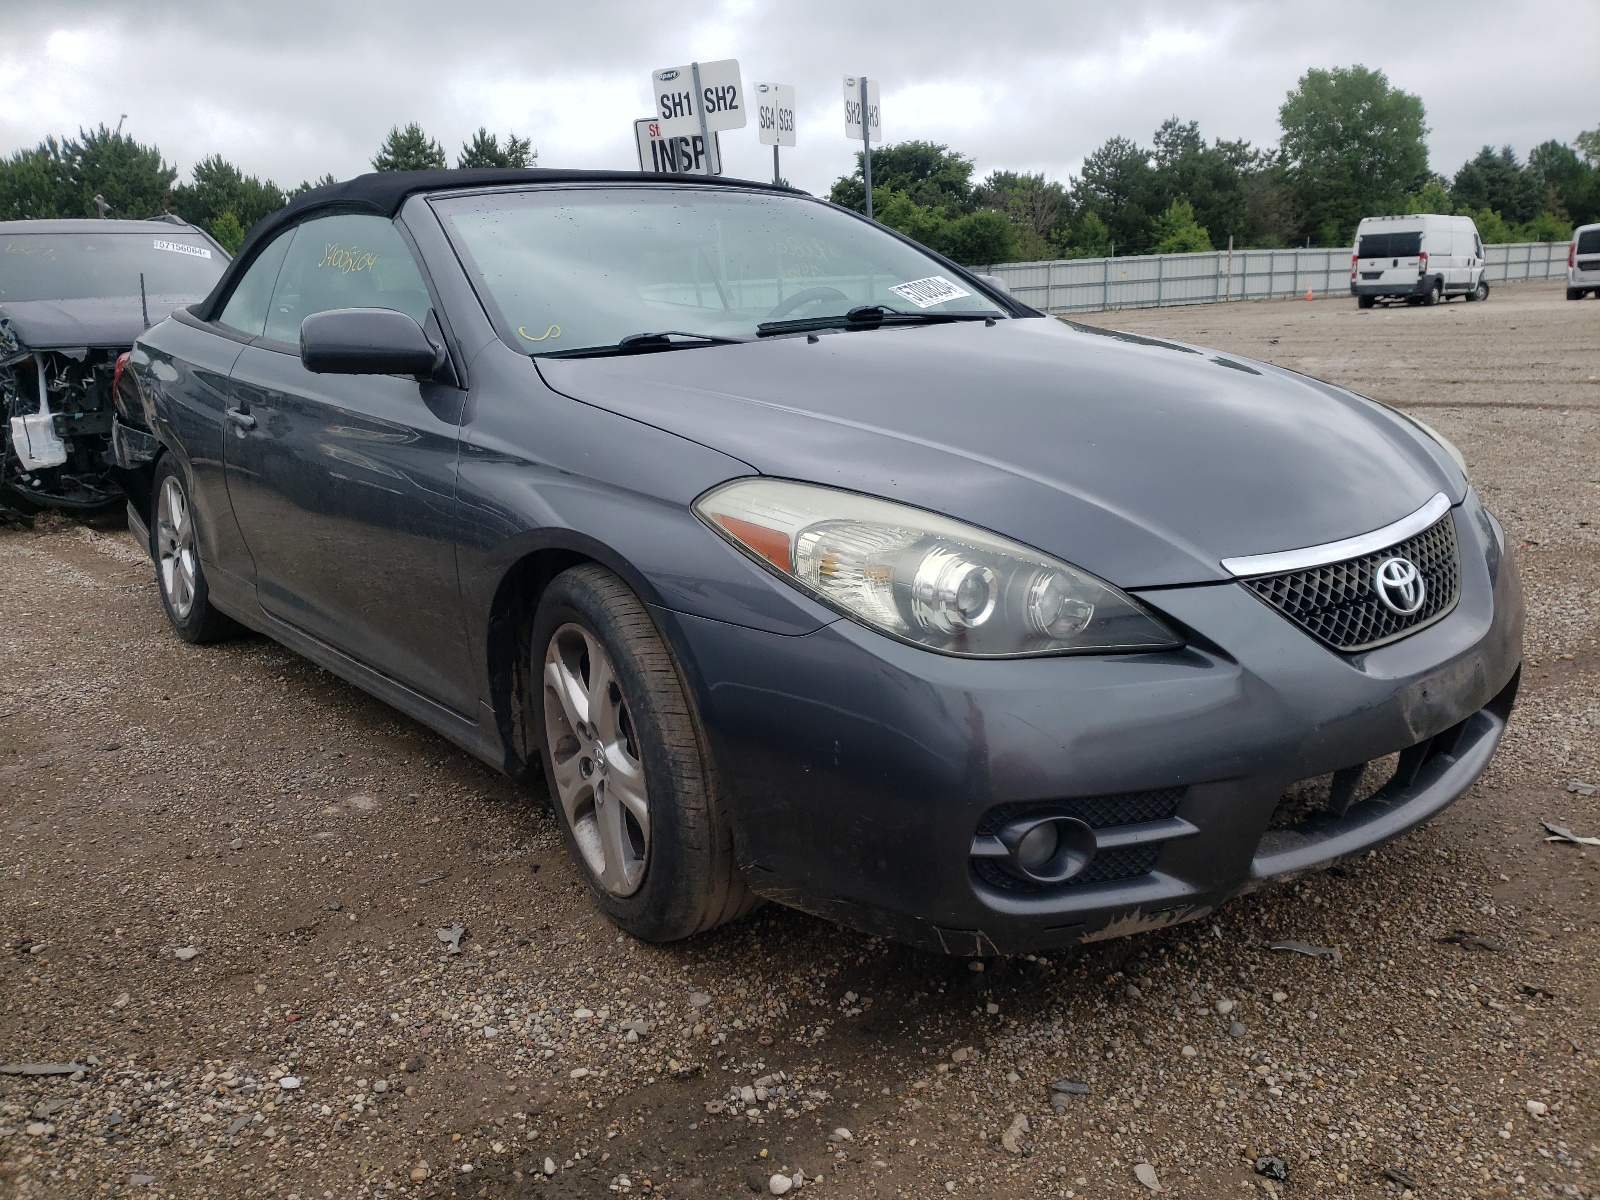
[426,181,1032,357]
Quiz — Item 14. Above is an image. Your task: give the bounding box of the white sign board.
[753,82,796,148]
[634,119,721,175]
[651,59,747,139]
[843,76,881,143]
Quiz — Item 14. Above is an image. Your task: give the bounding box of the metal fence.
[978,241,1571,314]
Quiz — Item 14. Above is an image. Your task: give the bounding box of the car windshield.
[0,231,225,302]
[432,186,1007,354]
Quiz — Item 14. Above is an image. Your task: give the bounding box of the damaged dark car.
[0,218,226,517]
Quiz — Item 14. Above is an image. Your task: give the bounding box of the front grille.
[972,788,1185,892]
[1242,514,1460,651]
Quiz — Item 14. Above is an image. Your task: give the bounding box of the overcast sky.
[3,1,1594,198]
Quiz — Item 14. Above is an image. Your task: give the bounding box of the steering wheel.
[764,287,850,321]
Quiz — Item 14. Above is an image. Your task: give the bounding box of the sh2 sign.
[634,119,721,176]
[843,76,880,144]
[651,59,747,140]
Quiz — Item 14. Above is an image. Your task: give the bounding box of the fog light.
[996,814,1096,884]
[1015,821,1059,871]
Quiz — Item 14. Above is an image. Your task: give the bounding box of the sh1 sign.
[753,82,795,185]
[651,58,746,142]
[634,119,721,176]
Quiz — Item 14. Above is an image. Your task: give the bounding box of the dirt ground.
[1,280,1596,1200]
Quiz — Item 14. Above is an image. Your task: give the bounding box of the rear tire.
[1569,287,1586,301]
[1421,279,1442,306]
[533,563,757,942]
[1357,295,1376,309]
[150,457,244,644]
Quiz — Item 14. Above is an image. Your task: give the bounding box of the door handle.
[225,407,257,431]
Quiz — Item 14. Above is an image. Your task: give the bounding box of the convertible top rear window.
[0,232,225,302]
[432,186,1005,355]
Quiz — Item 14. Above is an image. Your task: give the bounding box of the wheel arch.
[484,532,677,780]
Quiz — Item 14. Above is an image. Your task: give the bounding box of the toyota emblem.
[1373,556,1426,615]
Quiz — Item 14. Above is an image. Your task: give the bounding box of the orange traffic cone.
[1305,287,1314,301]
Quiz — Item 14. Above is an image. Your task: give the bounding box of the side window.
[217,230,293,336]
[262,213,433,345]
[1474,234,1483,258]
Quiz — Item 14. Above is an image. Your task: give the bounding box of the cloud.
[1,0,1593,196]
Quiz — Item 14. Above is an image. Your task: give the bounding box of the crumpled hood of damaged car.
[0,296,197,351]
[535,316,1464,588]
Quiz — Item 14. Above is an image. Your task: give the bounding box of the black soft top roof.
[196,168,802,322]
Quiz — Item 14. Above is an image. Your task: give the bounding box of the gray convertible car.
[116,170,1522,954]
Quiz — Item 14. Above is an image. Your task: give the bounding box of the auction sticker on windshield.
[888,275,971,308]
[153,240,212,259]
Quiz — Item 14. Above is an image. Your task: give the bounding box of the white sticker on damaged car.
[153,240,212,258]
[888,275,972,308]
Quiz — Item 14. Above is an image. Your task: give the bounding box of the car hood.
[535,317,1463,588]
[0,296,199,351]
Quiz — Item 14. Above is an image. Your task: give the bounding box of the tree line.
[1,64,1594,264]
[831,66,1599,264]
[0,122,532,252]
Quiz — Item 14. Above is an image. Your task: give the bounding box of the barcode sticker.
[888,275,972,309]
[153,240,212,259]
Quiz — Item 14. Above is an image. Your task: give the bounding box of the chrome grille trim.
[1220,492,1452,578]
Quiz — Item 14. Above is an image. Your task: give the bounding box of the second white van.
[1567,223,1600,299]
[1350,214,1488,308]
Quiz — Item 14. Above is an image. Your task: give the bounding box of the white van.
[1350,214,1487,308]
[1567,223,1600,299]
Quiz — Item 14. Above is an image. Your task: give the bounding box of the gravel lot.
[1,280,1595,1200]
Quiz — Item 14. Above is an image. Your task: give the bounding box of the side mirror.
[300,308,443,377]
[974,273,1012,298]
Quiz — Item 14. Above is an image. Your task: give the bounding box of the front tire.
[533,563,755,941]
[150,458,242,643]
[1467,278,1489,302]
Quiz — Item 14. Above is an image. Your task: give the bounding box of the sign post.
[689,62,712,177]
[754,82,796,185]
[651,59,747,178]
[843,75,881,218]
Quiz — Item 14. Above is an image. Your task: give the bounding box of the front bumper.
[657,492,1523,955]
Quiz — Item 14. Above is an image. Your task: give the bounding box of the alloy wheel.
[542,623,650,896]
[155,476,197,619]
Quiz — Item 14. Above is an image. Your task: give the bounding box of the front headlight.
[693,478,1181,657]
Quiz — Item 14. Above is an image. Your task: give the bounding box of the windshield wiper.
[537,330,746,359]
[756,305,997,337]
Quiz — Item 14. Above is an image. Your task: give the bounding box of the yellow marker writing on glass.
[518,324,561,342]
